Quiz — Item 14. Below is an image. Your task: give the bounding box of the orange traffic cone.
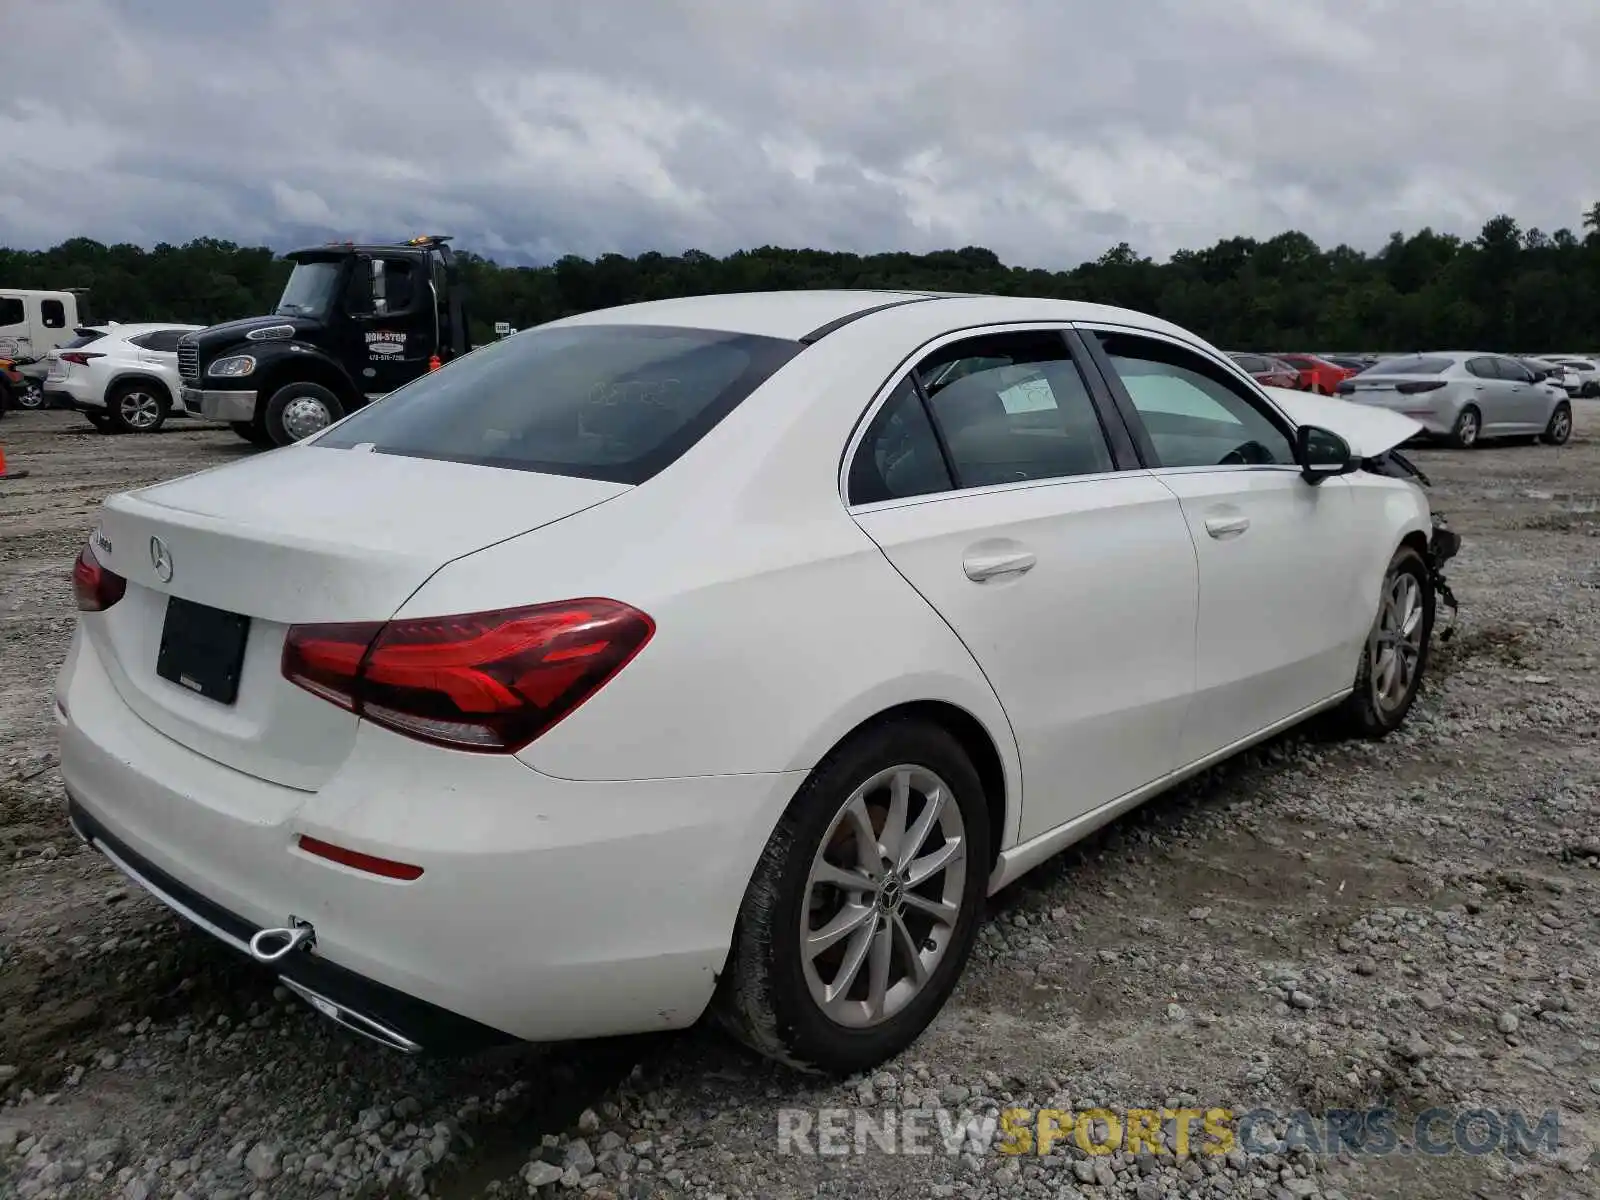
[0,441,27,481]
[428,354,441,372]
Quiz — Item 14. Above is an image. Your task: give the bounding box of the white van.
[0,289,84,361]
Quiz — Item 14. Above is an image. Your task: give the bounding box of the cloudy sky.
[2,0,1598,267]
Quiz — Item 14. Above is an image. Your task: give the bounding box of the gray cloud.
[2,0,1597,265]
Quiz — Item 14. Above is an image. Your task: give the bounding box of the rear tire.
[16,378,46,410]
[1341,546,1433,739]
[1447,405,1480,449]
[1541,401,1572,446]
[106,381,170,433]
[713,719,991,1075]
[264,382,344,446]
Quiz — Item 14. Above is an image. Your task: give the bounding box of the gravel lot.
[2,406,1598,1200]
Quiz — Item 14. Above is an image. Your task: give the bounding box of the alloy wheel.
[800,765,966,1028]
[120,390,162,430]
[1371,572,1423,714]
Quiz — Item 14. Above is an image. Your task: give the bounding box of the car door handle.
[963,550,1036,581]
[1205,515,1251,539]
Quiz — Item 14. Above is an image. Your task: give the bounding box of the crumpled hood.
[1262,387,1422,458]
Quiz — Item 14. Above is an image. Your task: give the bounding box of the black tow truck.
[179,235,470,447]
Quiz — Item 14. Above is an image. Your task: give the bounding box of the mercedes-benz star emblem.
[149,536,174,583]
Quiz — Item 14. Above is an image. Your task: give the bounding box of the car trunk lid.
[85,445,629,789]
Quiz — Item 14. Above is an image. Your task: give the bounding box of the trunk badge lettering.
[149,536,174,582]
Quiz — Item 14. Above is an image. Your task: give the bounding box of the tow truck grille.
[177,337,199,384]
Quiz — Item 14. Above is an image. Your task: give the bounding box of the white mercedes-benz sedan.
[57,290,1460,1073]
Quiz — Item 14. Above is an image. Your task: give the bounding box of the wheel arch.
[254,352,360,407]
[106,372,172,404]
[803,698,1013,872]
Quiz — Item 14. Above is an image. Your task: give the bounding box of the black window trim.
[839,321,1138,511]
[1074,321,1301,473]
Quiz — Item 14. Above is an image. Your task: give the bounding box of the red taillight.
[60,352,104,366]
[72,543,127,612]
[281,599,654,753]
[1396,380,1447,394]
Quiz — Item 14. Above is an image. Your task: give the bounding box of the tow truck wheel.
[230,420,274,448]
[264,382,345,446]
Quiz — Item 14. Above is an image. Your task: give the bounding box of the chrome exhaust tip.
[277,977,422,1054]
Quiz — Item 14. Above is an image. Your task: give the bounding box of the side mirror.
[1296,425,1355,484]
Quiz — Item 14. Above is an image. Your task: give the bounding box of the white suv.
[44,323,203,433]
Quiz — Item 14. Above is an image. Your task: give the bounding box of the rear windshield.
[1360,355,1452,376]
[60,329,105,350]
[316,324,804,484]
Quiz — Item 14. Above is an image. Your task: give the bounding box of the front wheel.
[230,419,274,448]
[264,382,345,446]
[713,720,991,1074]
[16,379,46,410]
[1341,545,1434,738]
[1541,401,1572,446]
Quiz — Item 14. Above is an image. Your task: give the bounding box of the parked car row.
[1228,352,1363,396]
[1337,352,1573,448]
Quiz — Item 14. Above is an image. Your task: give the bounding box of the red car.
[1227,353,1300,389]
[1272,353,1359,395]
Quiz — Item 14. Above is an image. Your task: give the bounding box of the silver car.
[1336,352,1573,448]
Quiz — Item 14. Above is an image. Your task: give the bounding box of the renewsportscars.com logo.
[776,1105,1564,1159]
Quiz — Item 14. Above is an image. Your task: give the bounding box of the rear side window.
[131,329,186,352]
[848,377,953,505]
[0,298,23,327]
[1366,355,1452,376]
[915,330,1114,488]
[316,324,803,484]
[1465,357,1496,380]
[41,299,66,328]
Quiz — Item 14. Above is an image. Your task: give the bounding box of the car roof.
[97,322,204,336]
[545,289,1201,345]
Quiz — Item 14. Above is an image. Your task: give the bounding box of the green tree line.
[4,205,1599,352]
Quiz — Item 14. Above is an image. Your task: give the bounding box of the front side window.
[0,298,24,328]
[1494,357,1531,382]
[316,324,802,484]
[913,330,1114,488]
[40,299,66,328]
[1092,330,1296,469]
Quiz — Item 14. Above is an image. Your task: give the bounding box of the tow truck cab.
[180,236,469,447]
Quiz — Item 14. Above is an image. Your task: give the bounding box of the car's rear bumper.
[56,625,801,1049]
[45,383,103,412]
[184,388,255,421]
[66,796,509,1054]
